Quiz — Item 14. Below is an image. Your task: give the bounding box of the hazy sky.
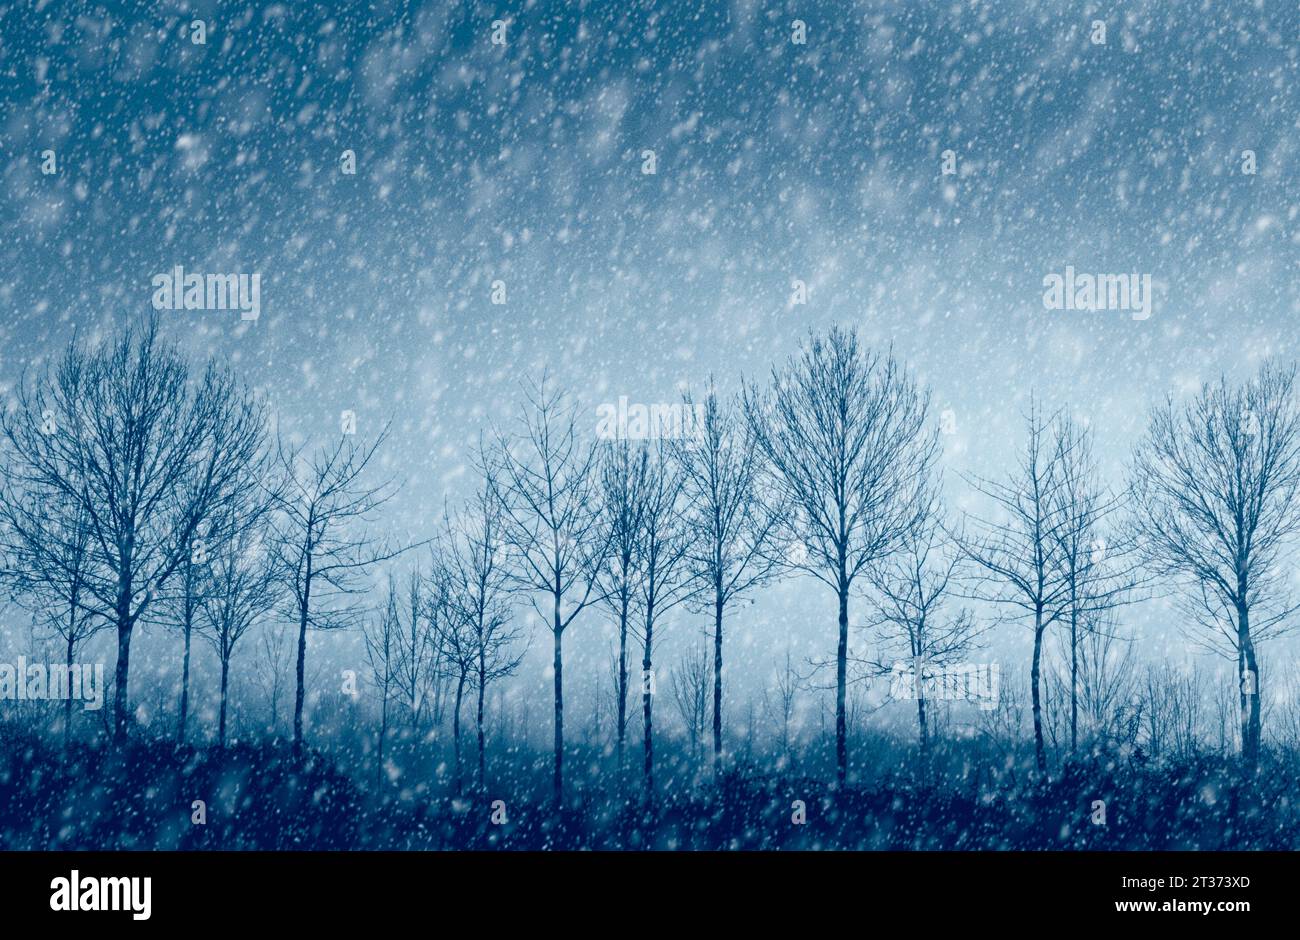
[2,0,1297,736]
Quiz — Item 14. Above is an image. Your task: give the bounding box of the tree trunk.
[1069,604,1078,754]
[113,579,133,744]
[917,692,928,752]
[377,692,388,789]
[476,657,487,791]
[179,615,193,743]
[712,587,724,768]
[1238,602,1260,770]
[642,625,654,799]
[616,595,628,776]
[293,559,312,759]
[453,671,465,795]
[219,651,230,747]
[1031,607,1046,772]
[178,558,194,743]
[64,634,75,750]
[835,578,849,785]
[552,590,564,807]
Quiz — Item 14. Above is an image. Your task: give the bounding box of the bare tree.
[0,497,107,746]
[670,643,710,764]
[0,318,266,742]
[362,582,400,787]
[196,500,281,747]
[762,650,801,765]
[861,513,984,753]
[1139,664,1204,763]
[1212,671,1240,754]
[669,381,781,768]
[744,327,937,784]
[1072,615,1138,750]
[255,621,292,737]
[391,566,433,731]
[495,377,610,805]
[427,560,475,794]
[630,444,696,796]
[962,404,1073,771]
[1050,416,1142,755]
[445,468,526,791]
[596,440,648,775]
[163,435,278,745]
[161,537,204,744]
[976,670,1029,771]
[271,426,406,757]
[1270,669,1300,752]
[1130,362,1300,769]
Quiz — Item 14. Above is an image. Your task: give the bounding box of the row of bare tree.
[489,328,1300,788]
[2,319,1296,803]
[0,318,408,755]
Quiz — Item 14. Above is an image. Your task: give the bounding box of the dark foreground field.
[1,729,1294,851]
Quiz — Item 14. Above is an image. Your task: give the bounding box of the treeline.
[2,319,1297,806]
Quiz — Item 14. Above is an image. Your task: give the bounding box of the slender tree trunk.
[64,634,75,750]
[476,658,487,791]
[453,672,465,795]
[552,590,564,807]
[430,667,444,726]
[113,578,133,744]
[642,618,654,799]
[1069,604,1078,754]
[219,651,230,747]
[178,559,194,743]
[1031,607,1046,772]
[616,596,628,776]
[917,693,928,752]
[179,615,193,743]
[712,587,724,768]
[1238,602,1260,770]
[293,559,312,759]
[835,576,849,785]
[376,692,388,789]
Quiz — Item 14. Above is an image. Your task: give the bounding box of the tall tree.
[445,468,525,791]
[597,440,648,776]
[495,377,610,805]
[427,559,475,794]
[630,444,695,796]
[271,426,404,757]
[762,651,801,766]
[0,497,106,746]
[362,582,400,788]
[391,566,433,731]
[861,513,983,753]
[165,539,203,744]
[1130,362,1300,769]
[1049,417,1140,754]
[962,404,1072,771]
[255,621,292,737]
[744,327,937,784]
[669,381,780,769]
[196,500,281,746]
[1,318,266,742]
